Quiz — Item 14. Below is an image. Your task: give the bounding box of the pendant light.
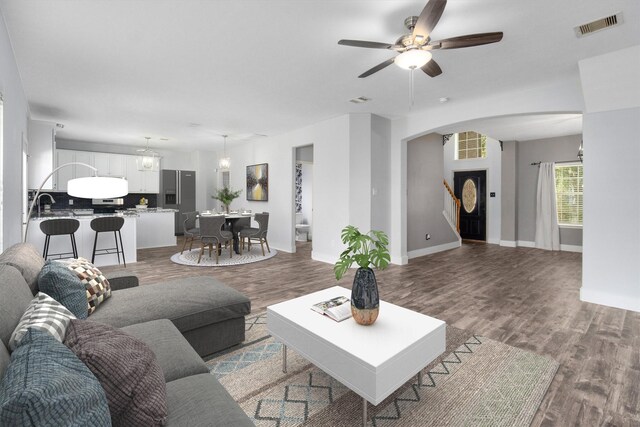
[218,134,231,171]
[136,137,160,171]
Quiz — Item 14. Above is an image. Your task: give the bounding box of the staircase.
[443,180,461,237]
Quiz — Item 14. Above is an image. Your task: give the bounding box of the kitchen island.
[27,208,178,266]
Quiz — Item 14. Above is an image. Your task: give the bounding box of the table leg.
[418,370,423,386]
[362,398,367,426]
[282,344,287,373]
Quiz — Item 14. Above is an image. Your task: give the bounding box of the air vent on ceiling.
[349,96,371,104]
[575,12,623,37]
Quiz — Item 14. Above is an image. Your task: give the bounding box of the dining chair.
[181,211,200,254]
[198,215,233,264]
[239,212,270,256]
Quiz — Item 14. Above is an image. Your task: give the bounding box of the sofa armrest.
[105,271,139,291]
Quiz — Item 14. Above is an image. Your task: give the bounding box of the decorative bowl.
[135,205,148,209]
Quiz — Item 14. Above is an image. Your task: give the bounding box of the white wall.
[443,136,502,244]
[579,44,640,312]
[370,114,391,234]
[1,11,30,249]
[581,107,640,312]
[219,114,351,262]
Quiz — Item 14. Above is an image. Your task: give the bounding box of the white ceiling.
[1,0,638,151]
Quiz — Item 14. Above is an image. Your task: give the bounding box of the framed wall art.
[246,163,268,201]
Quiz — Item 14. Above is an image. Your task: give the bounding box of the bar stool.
[39,219,80,260]
[90,217,126,267]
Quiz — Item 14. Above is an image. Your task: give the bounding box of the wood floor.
[101,239,640,426]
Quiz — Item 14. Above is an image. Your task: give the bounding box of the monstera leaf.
[334,225,390,280]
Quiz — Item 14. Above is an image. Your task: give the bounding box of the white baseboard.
[517,240,536,248]
[310,251,336,265]
[391,254,409,265]
[487,238,500,245]
[560,244,583,253]
[581,287,640,312]
[500,240,517,247]
[408,240,461,259]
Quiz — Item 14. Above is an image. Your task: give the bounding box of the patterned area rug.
[206,313,559,426]
[170,245,277,267]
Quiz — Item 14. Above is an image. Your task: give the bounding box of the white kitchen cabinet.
[54,150,75,191]
[125,156,160,193]
[54,150,97,191]
[28,120,56,190]
[94,153,125,177]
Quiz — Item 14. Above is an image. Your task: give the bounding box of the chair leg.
[197,243,204,264]
[229,240,233,258]
[113,231,121,265]
[215,244,219,264]
[260,238,265,256]
[118,230,126,267]
[43,235,50,259]
[70,234,78,258]
[181,236,189,254]
[190,236,195,251]
[264,237,271,253]
[92,232,99,264]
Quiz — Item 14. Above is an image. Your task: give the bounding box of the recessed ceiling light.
[188,122,201,127]
[160,138,169,141]
[349,96,372,104]
[439,97,449,104]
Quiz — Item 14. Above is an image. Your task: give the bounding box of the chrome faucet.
[37,193,56,216]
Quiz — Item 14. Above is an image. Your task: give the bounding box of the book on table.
[311,296,352,322]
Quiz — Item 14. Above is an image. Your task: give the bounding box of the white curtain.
[534,162,560,250]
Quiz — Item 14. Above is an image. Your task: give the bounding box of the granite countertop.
[29,207,178,221]
[125,208,178,213]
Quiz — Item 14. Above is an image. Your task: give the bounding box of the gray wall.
[517,134,583,246]
[295,145,313,162]
[1,12,30,248]
[501,140,518,242]
[407,133,458,252]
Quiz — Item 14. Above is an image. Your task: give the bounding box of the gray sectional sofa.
[0,243,254,426]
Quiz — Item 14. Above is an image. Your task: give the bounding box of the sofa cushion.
[0,343,9,383]
[0,265,34,349]
[9,292,76,351]
[58,258,111,314]
[38,260,88,319]
[0,243,44,294]
[90,276,251,332]
[64,319,167,427]
[165,373,254,426]
[121,319,209,383]
[0,329,110,427]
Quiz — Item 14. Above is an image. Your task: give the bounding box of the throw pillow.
[64,319,167,427]
[61,257,112,315]
[9,292,76,351]
[0,328,110,426]
[37,260,88,319]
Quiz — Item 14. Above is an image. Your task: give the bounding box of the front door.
[454,170,487,241]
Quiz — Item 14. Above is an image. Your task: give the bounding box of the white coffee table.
[267,286,446,426]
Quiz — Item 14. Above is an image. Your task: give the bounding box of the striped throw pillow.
[9,292,76,351]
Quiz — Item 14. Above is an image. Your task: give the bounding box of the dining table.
[198,212,253,254]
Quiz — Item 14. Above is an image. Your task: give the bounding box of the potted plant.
[334,225,390,325]
[211,187,242,213]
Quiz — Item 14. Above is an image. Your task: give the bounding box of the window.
[456,131,487,160]
[555,164,583,226]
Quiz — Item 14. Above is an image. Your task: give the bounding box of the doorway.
[294,145,313,254]
[454,170,487,241]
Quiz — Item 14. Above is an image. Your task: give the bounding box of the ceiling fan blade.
[413,0,447,38]
[338,39,396,50]
[421,59,442,77]
[358,57,396,78]
[432,32,503,49]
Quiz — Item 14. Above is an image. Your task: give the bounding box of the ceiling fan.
[338,0,503,78]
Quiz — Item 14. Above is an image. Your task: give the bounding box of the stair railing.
[443,180,461,233]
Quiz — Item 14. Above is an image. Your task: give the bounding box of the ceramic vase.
[351,267,379,325]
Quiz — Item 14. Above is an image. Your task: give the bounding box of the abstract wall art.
[246,163,268,201]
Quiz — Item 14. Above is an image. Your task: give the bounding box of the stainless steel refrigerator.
[160,170,196,235]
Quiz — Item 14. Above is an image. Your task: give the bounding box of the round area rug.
[170,245,277,267]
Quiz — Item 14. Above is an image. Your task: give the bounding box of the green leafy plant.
[334,225,390,280]
[211,187,242,212]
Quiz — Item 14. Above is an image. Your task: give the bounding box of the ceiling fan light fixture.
[395,49,432,70]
